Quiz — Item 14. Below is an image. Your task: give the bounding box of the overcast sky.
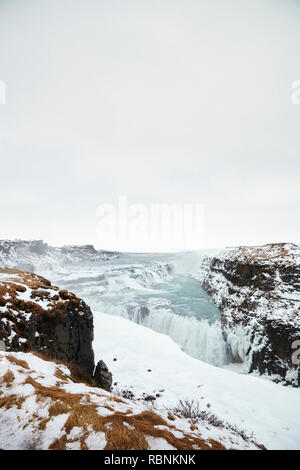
[0,0,299,251]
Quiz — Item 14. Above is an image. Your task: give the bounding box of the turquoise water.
[50,251,227,366]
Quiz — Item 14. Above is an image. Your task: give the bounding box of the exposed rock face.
[0,268,95,376]
[199,243,300,386]
[0,239,119,273]
[94,359,113,391]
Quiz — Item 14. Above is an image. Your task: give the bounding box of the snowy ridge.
[0,351,260,450]
[0,240,119,273]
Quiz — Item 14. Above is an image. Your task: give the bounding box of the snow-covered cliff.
[0,268,95,376]
[198,243,300,386]
[0,240,119,273]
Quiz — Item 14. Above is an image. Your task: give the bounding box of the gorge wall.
[199,243,300,386]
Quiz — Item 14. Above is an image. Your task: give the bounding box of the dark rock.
[94,359,113,391]
[144,395,156,401]
[0,268,95,377]
[119,389,135,400]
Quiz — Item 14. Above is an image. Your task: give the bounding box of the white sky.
[0,0,299,251]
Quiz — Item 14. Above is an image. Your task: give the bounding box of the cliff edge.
[0,268,95,377]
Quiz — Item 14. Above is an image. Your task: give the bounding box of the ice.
[46,252,228,367]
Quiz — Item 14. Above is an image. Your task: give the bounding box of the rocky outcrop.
[199,243,300,386]
[0,268,95,376]
[0,239,119,273]
[94,359,113,391]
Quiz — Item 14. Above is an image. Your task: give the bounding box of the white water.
[47,251,229,367]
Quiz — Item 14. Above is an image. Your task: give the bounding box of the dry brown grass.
[0,394,25,410]
[49,435,67,450]
[60,397,227,450]
[38,418,50,431]
[23,374,220,450]
[24,376,83,406]
[30,290,52,301]
[105,422,149,450]
[67,362,97,387]
[31,351,63,365]
[109,395,125,404]
[240,243,290,262]
[48,401,70,416]
[21,373,229,450]
[0,348,233,451]
[6,355,29,369]
[2,369,15,387]
[0,269,53,291]
[0,269,54,307]
[64,402,104,434]
[54,368,69,383]
[120,411,227,450]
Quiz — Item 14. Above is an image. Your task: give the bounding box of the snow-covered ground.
[0,351,259,450]
[93,312,300,450]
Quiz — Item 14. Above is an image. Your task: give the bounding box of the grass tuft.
[2,369,15,387]
[6,355,29,369]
